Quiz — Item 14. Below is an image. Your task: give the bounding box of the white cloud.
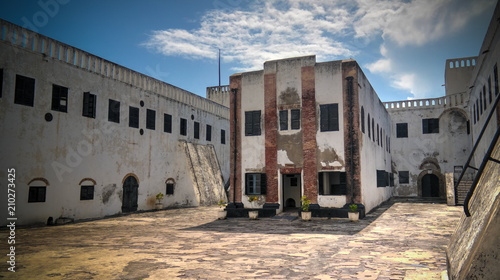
[366,58,392,73]
[392,74,416,94]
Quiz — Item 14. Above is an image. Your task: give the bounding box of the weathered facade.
[228,56,393,216]
[0,19,230,226]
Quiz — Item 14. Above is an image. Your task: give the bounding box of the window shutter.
[245,111,252,136]
[422,119,429,134]
[320,105,328,131]
[245,173,250,195]
[318,173,324,195]
[330,104,339,131]
[253,111,261,135]
[279,110,288,130]
[260,173,267,195]
[291,109,300,129]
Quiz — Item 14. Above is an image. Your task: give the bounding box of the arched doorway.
[122,176,138,212]
[421,174,440,197]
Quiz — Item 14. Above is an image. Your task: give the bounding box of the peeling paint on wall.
[317,146,344,170]
[278,87,300,106]
[102,184,117,204]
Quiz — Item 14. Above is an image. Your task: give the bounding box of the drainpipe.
[231,88,238,205]
[346,76,355,204]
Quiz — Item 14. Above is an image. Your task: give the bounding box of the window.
[372,119,375,142]
[82,92,96,118]
[483,86,487,110]
[166,183,174,195]
[80,185,94,200]
[51,84,68,113]
[399,171,409,184]
[180,118,187,136]
[0,69,3,98]
[28,186,46,203]
[473,105,477,124]
[245,110,261,136]
[194,121,200,139]
[279,110,288,131]
[377,170,387,187]
[488,77,492,104]
[164,114,172,133]
[480,91,483,114]
[146,109,155,130]
[422,118,439,134]
[291,109,300,130]
[318,172,347,195]
[221,129,226,144]
[377,124,380,145]
[389,173,394,187]
[396,123,408,138]
[245,173,267,195]
[14,74,35,107]
[129,106,139,128]
[320,104,339,131]
[361,106,365,133]
[108,99,120,123]
[495,64,499,96]
[367,113,371,139]
[206,124,212,141]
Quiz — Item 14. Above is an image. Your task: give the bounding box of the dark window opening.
[206,124,212,141]
[108,99,120,123]
[14,74,35,107]
[51,84,68,113]
[166,183,174,195]
[245,173,267,195]
[194,121,200,139]
[0,69,3,98]
[483,86,487,110]
[396,123,408,138]
[372,119,375,142]
[399,171,410,184]
[28,186,46,203]
[82,92,96,118]
[377,124,380,145]
[279,110,288,131]
[221,129,226,144]
[368,113,371,139]
[164,113,172,133]
[291,109,300,130]
[245,110,261,136]
[180,118,187,136]
[320,103,339,131]
[129,106,139,128]
[361,106,365,133]
[422,118,439,134]
[318,172,347,195]
[488,77,492,104]
[495,64,499,96]
[146,109,155,130]
[80,185,94,200]
[377,170,388,187]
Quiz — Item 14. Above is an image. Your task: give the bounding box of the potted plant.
[155,192,164,210]
[348,203,359,222]
[217,199,227,220]
[300,195,312,221]
[248,196,259,220]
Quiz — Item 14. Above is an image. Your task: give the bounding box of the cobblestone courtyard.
[1,198,463,279]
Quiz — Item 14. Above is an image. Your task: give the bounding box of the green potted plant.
[155,192,164,210]
[248,196,259,220]
[348,203,359,222]
[301,195,311,221]
[217,199,227,220]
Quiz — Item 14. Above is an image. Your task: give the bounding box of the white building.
[0,19,229,226]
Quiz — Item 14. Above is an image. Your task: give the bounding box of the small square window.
[166,183,174,195]
[80,185,94,200]
[318,172,346,195]
[28,186,46,203]
[422,118,439,134]
[396,123,408,138]
[399,171,410,184]
[51,84,68,113]
[14,74,35,107]
[245,173,267,195]
[108,99,120,123]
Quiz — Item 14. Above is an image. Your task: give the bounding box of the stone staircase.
[455,180,473,205]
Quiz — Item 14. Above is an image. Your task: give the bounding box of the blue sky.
[0,0,496,101]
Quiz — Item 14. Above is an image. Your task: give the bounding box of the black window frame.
[194,121,200,139]
[245,110,261,136]
[51,84,68,113]
[166,183,174,195]
[206,124,212,141]
[318,172,347,195]
[376,170,387,187]
[108,99,120,123]
[82,92,96,118]
[291,109,300,130]
[279,110,288,131]
[180,118,187,136]
[161,113,171,133]
[129,106,139,128]
[28,186,46,203]
[245,173,267,195]
[146,109,156,130]
[14,74,35,107]
[320,103,339,132]
[221,129,226,144]
[80,185,94,200]
[396,123,408,138]
[422,118,439,134]
[399,171,410,184]
[361,106,365,133]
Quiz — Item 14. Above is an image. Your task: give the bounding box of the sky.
[0,0,497,102]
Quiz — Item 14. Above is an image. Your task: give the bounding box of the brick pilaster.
[264,73,279,204]
[301,66,318,204]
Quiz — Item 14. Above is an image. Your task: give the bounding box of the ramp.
[183,142,227,206]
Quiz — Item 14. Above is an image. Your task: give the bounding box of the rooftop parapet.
[383,92,468,110]
[0,19,229,119]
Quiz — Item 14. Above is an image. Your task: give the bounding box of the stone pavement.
[0,198,463,280]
